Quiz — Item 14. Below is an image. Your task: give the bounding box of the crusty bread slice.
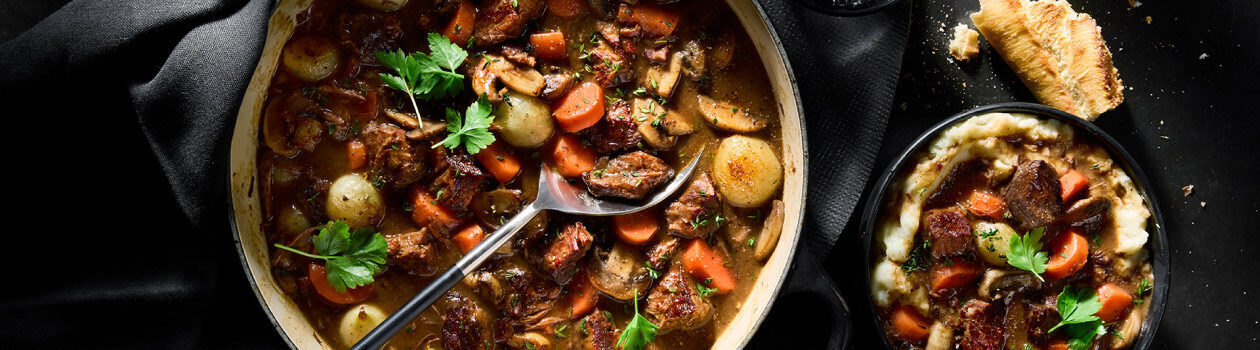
[971,0,1124,120]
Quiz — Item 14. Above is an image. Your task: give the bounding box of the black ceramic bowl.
[859,103,1170,349]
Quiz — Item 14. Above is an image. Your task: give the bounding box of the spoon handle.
[351,203,544,350]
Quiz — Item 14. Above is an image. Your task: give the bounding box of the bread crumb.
[1145,16,1152,24]
[1200,201,1207,208]
[1200,53,1210,59]
[1182,185,1194,197]
[948,24,980,62]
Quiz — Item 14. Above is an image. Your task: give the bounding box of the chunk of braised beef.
[361,123,426,188]
[665,173,723,239]
[337,13,402,66]
[645,44,670,63]
[501,45,536,67]
[1001,160,1063,230]
[959,299,1004,350]
[583,151,674,199]
[539,222,595,284]
[442,292,495,350]
[385,230,436,275]
[587,38,633,87]
[270,227,317,273]
[430,152,487,215]
[925,210,975,259]
[597,21,638,56]
[924,159,990,209]
[646,236,679,271]
[473,0,544,46]
[499,265,563,328]
[582,309,620,350]
[579,101,642,153]
[1025,301,1055,342]
[645,264,715,333]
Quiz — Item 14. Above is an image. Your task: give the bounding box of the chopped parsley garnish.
[976,227,999,238]
[1134,278,1152,305]
[273,221,387,292]
[616,291,659,350]
[644,262,660,279]
[696,283,717,297]
[1006,226,1049,281]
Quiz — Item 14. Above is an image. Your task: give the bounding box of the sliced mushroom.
[471,55,510,103]
[977,269,1042,300]
[471,189,524,229]
[707,30,736,71]
[680,40,706,80]
[383,109,420,129]
[507,332,552,349]
[643,51,683,98]
[752,200,784,261]
[587,243,654,301]
[463,270,507,304]
[497,65,546,97]
[262,94,322,157]
[697,94,768,133]
[405,121,448,141]
[356,0,408,11]
[1062,196,1112,229]
[632,98,677,149]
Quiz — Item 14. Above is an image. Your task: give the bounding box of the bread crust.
[971,0,1123,120]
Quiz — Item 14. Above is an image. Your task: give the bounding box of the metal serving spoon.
[351,147,706,350]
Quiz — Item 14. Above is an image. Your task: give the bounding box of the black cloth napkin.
[0,0,907,347]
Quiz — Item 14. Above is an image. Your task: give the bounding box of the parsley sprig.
[1006,226,1050,281]
[375,33,469,127]
[1053,286,1106,350]
[616,291,659,350]
[274,221,387,292]
[435,95,496,154]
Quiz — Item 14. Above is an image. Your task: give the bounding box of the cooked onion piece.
[338,303,388,348]
[752,200,784,261]
[275,204,311,237]
[280,36,339,82]
[493,91,555,148]
[326,173,385,227]
[971,221,1016,266]
[712,135,782,207]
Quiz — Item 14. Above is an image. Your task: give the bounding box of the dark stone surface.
[829,0,1260,348]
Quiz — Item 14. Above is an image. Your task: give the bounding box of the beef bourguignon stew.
[257,0,787,348]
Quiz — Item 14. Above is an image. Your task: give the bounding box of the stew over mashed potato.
[870,113,1154,350]
[257,0,789,348]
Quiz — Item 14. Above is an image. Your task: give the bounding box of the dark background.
[2,0,1257,348]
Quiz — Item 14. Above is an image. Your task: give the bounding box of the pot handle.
[781,247,851,349]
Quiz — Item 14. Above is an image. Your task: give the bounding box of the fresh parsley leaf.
[274,221,387,292]
[1051,286,1103,332]
[374,33,469,126]
[435,95,496,154]
[616,291,659,350]
[696,283,717,297]
[1062,320,1105,350]
[1006,226,1050,281]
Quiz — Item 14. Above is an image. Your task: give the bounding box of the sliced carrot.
[441,0,476,45]
[616,4,681,37]
[547,134,598,177]
[613,210,659,246]
[546,0,586,18]
[929,260,983,293]
[452,224,487,255]
[680,239,736,294]
[1095,283,1133,322]
[308,263,374,305]
[569,271,599,319]
[530,31,568,61]
[1047,341,1070,350]
[966,191,1006,218]
[1045,229,1090,279]
[474,141,522,183]
[347,140,367,171]
[552,81,604,132]
[890,305,931,342]
[1060,169,1089,203]
[409,186,460,232]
